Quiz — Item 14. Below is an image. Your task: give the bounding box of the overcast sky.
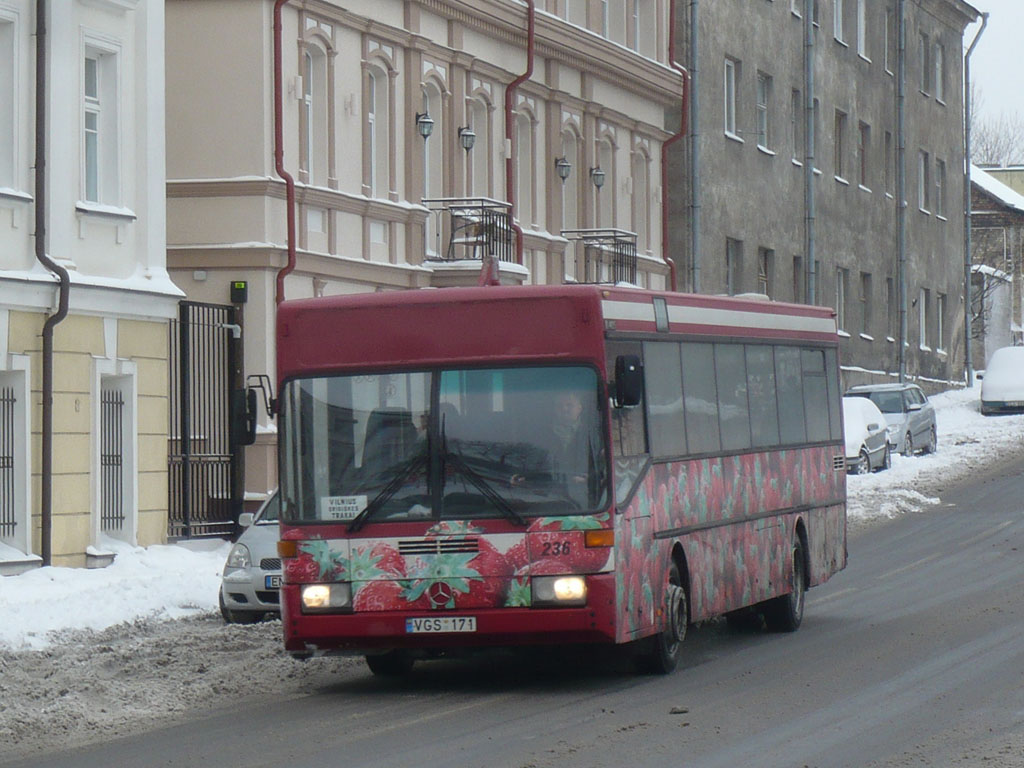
[964,0,1024,123]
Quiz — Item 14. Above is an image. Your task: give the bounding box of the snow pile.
[0,385,1021,652]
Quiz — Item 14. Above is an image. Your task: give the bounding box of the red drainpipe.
[273,0,297,304]
[660,1,688,293]
[494,0,535,284]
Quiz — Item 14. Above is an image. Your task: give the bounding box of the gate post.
[178,302,192,539]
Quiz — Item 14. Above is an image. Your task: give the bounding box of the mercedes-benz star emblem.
[427,581,455,609]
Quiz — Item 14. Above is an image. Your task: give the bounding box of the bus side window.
[605,340,648,457]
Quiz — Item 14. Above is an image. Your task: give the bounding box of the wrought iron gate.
[168,301,242,538]
[100,388,125,532]
[0,386,14,538]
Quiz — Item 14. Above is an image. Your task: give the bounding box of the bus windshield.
[280,365,609,524]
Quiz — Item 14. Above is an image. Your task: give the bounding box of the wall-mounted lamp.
[590,166,606,189]
[415,111,434,140]
[554,156,572,182]
[458,126,476,152]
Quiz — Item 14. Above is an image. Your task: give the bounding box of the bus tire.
[764,534,806,632]
[639,561,687,674]
[365,650,414,677]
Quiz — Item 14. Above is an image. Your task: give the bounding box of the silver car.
[219,491,281,623]
[845,383,937,456]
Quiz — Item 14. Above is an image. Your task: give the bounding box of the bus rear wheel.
[764,534,806,633]
[365,650,414,677]
[639,562,687,674]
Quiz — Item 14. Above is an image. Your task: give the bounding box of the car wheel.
[850,448,870,475]
[924,426,937,454]
[638,561,687,674]
[764,534,806,632]
[901,432,913,457]
[365,650,415,677]
[219,591,261,625]
[875,443,891,472]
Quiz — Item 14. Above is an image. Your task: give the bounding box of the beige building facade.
[165,0,685,497]
[0,0,180,570]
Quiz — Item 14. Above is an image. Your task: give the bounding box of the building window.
[860,272,872,335]
[936,159,946,217]
[834,110,847,180]
[886,276,896,338]
[856,0,868,58]
[597,136,614,227]
[918,150,930,212]
[836,267,849,331]
[756,72,772,149]
[791,88,803,161]
[469,96,491,198]
[791,0,801,16]
[724,58,739,137]
[366,65,390,199]
[560,127,580,232]
[757,247,774,297]
[726,238,743,295]
[834,0,845,43]
[884,10,895,73]
[934,42,945,102]
[918,32,931,94]
[857,121,870,188]
[919,287,931,348]
[631,149,651,253]
[300,45,329,186]
[82,46,119,204]
[884,130,893,195]
[937,293,946,351]
[0,16,14,189]
[423,80,446,247]
[793,255,804,303]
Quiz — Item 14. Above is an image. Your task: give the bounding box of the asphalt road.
[11,460,1024,768]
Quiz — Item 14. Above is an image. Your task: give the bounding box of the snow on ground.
[1,385,1021,653]
[0,385,1021,761]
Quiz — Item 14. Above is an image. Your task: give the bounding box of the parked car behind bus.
[219,491,281,623]
[980,346,1024,416]
[842,396,890,473]
[845,382,937,456]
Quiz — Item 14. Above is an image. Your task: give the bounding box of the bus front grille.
[399,538,480,555]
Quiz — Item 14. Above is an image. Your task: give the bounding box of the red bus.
[273,285,847,674]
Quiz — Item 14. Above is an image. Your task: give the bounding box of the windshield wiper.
[348,452,428,532]
[443,448,526,527]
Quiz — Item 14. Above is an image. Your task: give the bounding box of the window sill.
[919,89,930,98]
[835,37,848,47]
[859,184,872,194]
[858,54,872,64]
[885,192,895,199]
[757,145,776,156]
[838,329,851,338]
[0,188,34,204]
[936,98,947,107]
[75,201,137,222]
[725,131,745,144]
[936,214,947,222]
[813,167,822,176]
[886,336,895,343]
[860,333,874,341]
[918,207,931,216]
[835,175,850,186]
[885,68,894,77]
[919,345,932,352]
[792,158,803,167]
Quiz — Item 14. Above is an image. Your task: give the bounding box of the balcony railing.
[423,197,514,263]
[560,228,638,285]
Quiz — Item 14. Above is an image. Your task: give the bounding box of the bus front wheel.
[639,561,687,674]
[764,534,806,632]
[365,650,414,677]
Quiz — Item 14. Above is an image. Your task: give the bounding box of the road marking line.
[877,551,943,579]
[807,587,857,607]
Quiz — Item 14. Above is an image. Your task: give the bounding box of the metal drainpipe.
[897,0,907,382]
[501,0,534,278]
[273,0,296,305]
[688,0,700,293]
[963,13,988,386]
[660,0,688,293]
[34,0,70,567]
[803,0,815,305]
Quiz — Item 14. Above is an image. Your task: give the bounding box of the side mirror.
[867,422,880,432]
[238,512,255,528]
[907,402,922,412]
[231,387,259,446]
[614,354,644,408]
[976,372,984,380]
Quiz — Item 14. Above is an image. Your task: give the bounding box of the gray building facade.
[668,0,979,391]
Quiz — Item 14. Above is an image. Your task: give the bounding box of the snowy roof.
[971,165,1024,214]
[971,263,1010,282]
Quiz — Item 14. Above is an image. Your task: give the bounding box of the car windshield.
[280,366,609,524]
[850,390,904,414]
[255,493,280,523]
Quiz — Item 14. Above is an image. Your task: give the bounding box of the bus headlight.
[300,583,352,612]
[532,575,587,607]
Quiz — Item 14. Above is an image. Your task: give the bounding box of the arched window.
[597,137,615,227]
[422,81,445,255]
[366,64,389,199]
[560,128,581,232]
[469,97,490,198]
[631,147,651,253]
[301,45,328,186]
[515,108,536,225]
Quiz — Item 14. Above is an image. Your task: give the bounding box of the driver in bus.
[543,391,593,506]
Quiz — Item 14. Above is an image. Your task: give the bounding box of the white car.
[980,346,1024,416]
[842,396,890,474]
[845,383,937,456]
[219,491,281,623]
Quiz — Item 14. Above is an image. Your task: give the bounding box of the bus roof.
[277,285,838,378]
